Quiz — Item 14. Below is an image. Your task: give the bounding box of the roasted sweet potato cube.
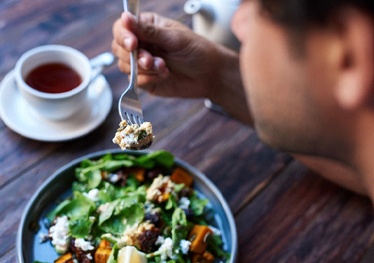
[95,247,112,263]
[95,240,112,263]
[191,251,215,263]
[188,225,213,254]
[54,252,74,263]
[202,251,215,262]
[130,167,146,182]
[98,239,111,249]
[171,167,193,187]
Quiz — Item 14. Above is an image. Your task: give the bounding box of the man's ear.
[334,7,374,110]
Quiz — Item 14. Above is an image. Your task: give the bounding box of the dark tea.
[25,63,82,93]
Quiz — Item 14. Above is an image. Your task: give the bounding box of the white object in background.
[184,0,240,51]
[184,0,240,115]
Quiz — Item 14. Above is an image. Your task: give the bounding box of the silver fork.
[118,0,143,126]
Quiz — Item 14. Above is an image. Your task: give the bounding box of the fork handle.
[128,49,138,92]
[123,0,140,92]
[123,0,139,16]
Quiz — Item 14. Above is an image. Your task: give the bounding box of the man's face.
[231,0,349,157]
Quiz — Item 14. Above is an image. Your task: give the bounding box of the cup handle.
[89,52,115,81]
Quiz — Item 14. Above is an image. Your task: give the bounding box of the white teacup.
[14,45,111,121]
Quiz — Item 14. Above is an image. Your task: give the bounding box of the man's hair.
[258,0,373,30]
[257,0,373,56]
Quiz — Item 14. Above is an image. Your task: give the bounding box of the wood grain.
[236,161,374,263]
[1,0,373,262]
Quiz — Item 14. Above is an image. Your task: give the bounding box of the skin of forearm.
[207,45,254,125]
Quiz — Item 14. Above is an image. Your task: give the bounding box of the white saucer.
[0,70,113,142]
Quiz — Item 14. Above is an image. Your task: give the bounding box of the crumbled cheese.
[48,216,70,254]
[113,120,154,150]
[155,235,165,245]
[180,239,191,255]
[108,173,121,183]
[83,188,99,201]
[38,232,49,243]
[75,238,94,251]
[178,197,190,210]
[158,237,174,260]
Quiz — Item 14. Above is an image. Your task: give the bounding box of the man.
[112,0,374,201]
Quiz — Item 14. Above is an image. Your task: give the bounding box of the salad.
[36,151,230,263]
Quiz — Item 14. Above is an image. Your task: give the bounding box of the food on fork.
[113,120,154,150]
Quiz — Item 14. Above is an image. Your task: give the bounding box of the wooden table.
[1,0,373,262]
